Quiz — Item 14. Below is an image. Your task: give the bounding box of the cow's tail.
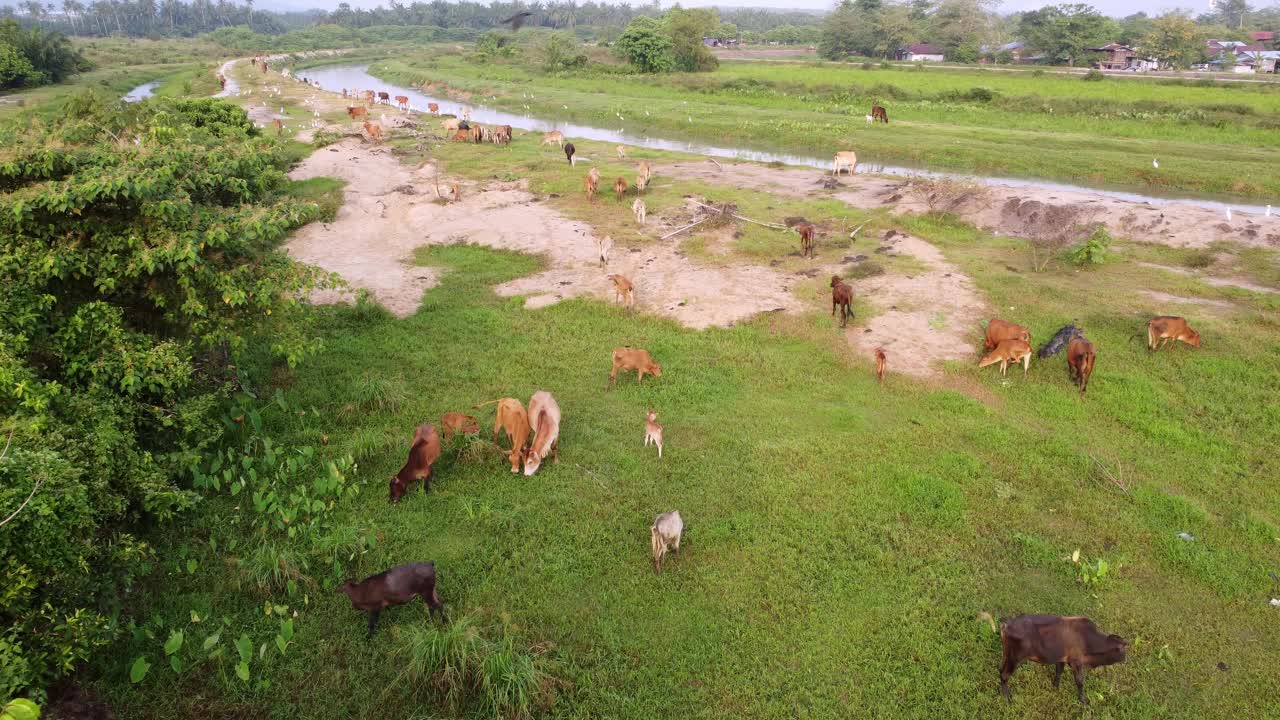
[472,399,502,410]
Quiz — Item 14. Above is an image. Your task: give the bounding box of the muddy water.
[299,63,1272,215]
[122,81,159,102]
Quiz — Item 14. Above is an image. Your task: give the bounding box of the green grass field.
[368,52,1280,201]
[103,100,1280,719]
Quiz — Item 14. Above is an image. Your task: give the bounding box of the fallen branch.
[1087,452,1130,494]
[687,200,789,230]
[849,223,866,239]
[661,217,711,240]
[708,158,723,171]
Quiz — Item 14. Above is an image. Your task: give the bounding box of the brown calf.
[390,424,441,502]
[347,105,368,121]
[272,119,284,135]
[585,168,600,202]
[875,347,887,384]
[395,95,409,111]
[607,273,634,309]
[614,176,628,202]
[830,275,854,327]
[473,398,530,473]
[1145,316,1200,351]
[871,105,889,123]
[797,223,817,258]
[440,412,480,442]
[451,128,470,143]
[1000,614,1127,706]
[339,562,443,637]
[522,391,561,476]
[610,347,662,386]
[427,102,439,114]
[979,339,1032,377]
[363,122,383,143]
[1065,336,1096,394]
[469,124,485,144]
[984,319,1030,352]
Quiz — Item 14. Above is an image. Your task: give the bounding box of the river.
[297,62,1272,215]
[122,81,159,102]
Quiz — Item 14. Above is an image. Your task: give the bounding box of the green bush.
[0,97,329,699]
[1069,225,1112,266]
[1082,69,1105,82]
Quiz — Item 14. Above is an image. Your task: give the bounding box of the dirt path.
[659,160,1280,251]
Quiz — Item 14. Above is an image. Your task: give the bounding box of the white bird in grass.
[1226,207,1233,222]
[1152,159,1159,168]
[1267,205,1272,217]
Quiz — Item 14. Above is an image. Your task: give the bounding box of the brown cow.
[1145,316,1200,351]
[378,91,391,105]
[440,412,480,442]
[542,130,565,147]
[610,347,662,386]
[984,319,1030,352]
[1000,614,1128,706]
[871,105,889,123]
[272,119,284,135]
[390,424,441,502]
[980,339,1032,377]
[473,398,530,473]
[217,73,226,89]
[585,168,600,202]
[427,102,439,114]
[1066,336,1096,393]
[451,128,470,143]
[470,124,485,144]
[644,410,664,458]
[363,122,383,143]
[522,391,561,476]
[395,95,410,111]
[347,106,368,120]
[490,125,512,145]
[339,562,443,637]
[607,273,634,309]
[364,90,375,106]
[636,160,652,192]
[614,176,628,202]
[797,223,817,258]
[875,347,887,384]
[831,275,853,327]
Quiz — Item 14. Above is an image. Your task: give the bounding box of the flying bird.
[500,11,533,31]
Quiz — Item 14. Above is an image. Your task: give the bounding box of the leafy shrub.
[538,32,587,73]
[1082,69,1105,82]
[0,20,91,89]
[1182,249,1216,269]
[1069,226,1112,266]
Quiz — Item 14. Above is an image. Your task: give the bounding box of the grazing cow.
[595,235,612,267]
[1037,323,1081,359]
[984,319,1030,352]
[1066,336,1096,394]
[616,145,627,160]
[644,410,663,458]
[542,130,565,147]
[585,168,600,202]
[261,62,268,74]
[632,198,647,226]
[999,615,1128,706]
[833,150,858,176]
[610,347,661,386]
[980,339,1033,377]
[452,181,461,202]
[872,105,889,123]
[272,119,284,135]
[363,122,384,143]
[564,143,576,166]
[395,95,410,111]
[451,129,470,143]
[614,176,628,202]
[378,91,391,105]
[637,160,652,192]
[339,562,443,638]
[469,124,485,144]
[1145,316,1200,351]
[796,222,817,258]
[217,73,226,89]
[427,102,439,114]
[364,90,375,106]
[522,391,561,476]
[830,275,854,327]
[473,398,530,473]
[440,412,480,442]
[441,118,460,133]
[491,125,512,145]
[606,273,634,309]
[875,347,887,384]
[390,424,441,502]
[650,511,683,573]
[347,106,368,121]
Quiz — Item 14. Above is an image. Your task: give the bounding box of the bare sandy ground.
[658,161,1280,251]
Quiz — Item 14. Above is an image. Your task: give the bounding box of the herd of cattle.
[260,71,1202,705]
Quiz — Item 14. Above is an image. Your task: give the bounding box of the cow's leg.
[366,610,382,638]
[637,370,644,384]
[552,439,559,464]
[999,656,1021,701]
[1053,662,1064,688]
[1072,664,1088,705]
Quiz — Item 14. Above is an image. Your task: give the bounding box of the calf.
[984,318,1030,352]
[830,275,854,327]
[395,95,409,111]
[542,130,565,147]
[473,398,530,473]
[585,168,600,202]
[451,128,470,143]
[427,102,439,114]
[875,347,887,384]
[441,117,460,133]
[872,105,889,123]
[564,142,576,166]
[338,562,443,638]
[1146,316,1200,351]
[272,119,284,135]
[644,410,663,458]
[632,198,646,226]
[650,511,683,574]
[595,235,612,267]
[439,412,480,442]
[606,273,634,309]
[610,347,661,386]
[522,391,561,476]
[614,176,628,203]
[363,122,383,143]
[796,222,817,258]
[390,424,441,502]
[1066,336,1096,394]
[616,145,627,159]
[999,614,1127,706]
[979,339,1032,377]
[636,160,652,192]
[363,90,375,105]
[469,124,485,144]
[833,150,858,176]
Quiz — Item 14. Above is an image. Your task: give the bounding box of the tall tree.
[930,0,997,55]
[1141,12,1206,69]
[1019,3,1116,66]
[819,0,875,59]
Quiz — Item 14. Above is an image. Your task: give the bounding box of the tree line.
[0,18,89,88]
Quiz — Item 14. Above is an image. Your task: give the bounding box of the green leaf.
[235,633,252,663]
[169,655,183,673]
[164,629,184,656]
[275,635,289,655]
[130,656,151,684]
[234,661,250,682]
[202,631,221,651]
[186,559,198,574]
[2,699,40,720]
[280,618,294,641]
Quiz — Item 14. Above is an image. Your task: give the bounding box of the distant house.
[1206,40,1249,57]
[978,40,1027,63]
[897,43,945,62]
[1249,31,1275,48]
[1088,43,1157,71]
[1235,49,1280,73]
[702,37,740,48]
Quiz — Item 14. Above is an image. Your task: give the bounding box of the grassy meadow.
[103,93,1280,720]
[369,52,1280,200]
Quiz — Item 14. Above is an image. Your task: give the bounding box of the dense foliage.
[0,96,328,700]
[615,9,718,73]
[0,19,89,89]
